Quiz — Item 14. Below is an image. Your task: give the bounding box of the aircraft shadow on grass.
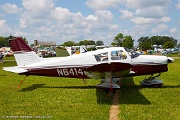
[96,77,151,105]
[19,77,180,105]
[19,84,96,92]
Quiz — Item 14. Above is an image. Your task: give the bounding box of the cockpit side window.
[111,50,127,60]
[94,52,108,62]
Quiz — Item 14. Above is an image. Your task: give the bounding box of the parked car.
[3,51,13,57]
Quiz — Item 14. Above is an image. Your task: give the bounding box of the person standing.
[0,52,4,63]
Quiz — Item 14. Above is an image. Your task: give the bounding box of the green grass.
[0,59,180,120]
[55,47,70,57]
[119,59,180,120]
[3,55,15,60]
[0,61,113,120]
[165,52,180,57]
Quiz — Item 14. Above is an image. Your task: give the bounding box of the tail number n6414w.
[57,68,84,76]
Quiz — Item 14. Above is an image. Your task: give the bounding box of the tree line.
[0,35,27,48]
[61,33,179,50]
[61,40,104,47]
[0,34,179,50]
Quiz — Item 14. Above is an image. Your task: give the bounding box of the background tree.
[111,42,116,46]
[140,42,152,51]
[78,40,95,46]
[122,36,134,49]
[138,35,177,47]
[95,40,104,46]
[0,35,27,47]
[113,33,124,46]
[138,36,149,43]
[178,43,180,47]
[61,41,75,46]
[0,36,6,47]
[163,41,174,48]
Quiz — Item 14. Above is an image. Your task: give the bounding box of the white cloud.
[176,0,180,9]
[1,3,22,13]
[120,10,133,19]
[126,0,171,9]
[0,19,12,35]
[14,31,28,37]
[151,24,168,33]
[110,24,119,30]
[161,16,171,22]
[170,28,177,33]
[95,10,113,22]
[22,0,54,11]
[131,17,157,24]
[16,0,56,30]
[1,0,179,45]
[0,19,7,28]
[19,18,27,28]
[22,0,54,18]
[86,0,122,9]
[123,0,172,26]
[136,6,166,18]
[87,15,98,21]
[51,7,73,23]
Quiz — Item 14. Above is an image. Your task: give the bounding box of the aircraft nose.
[167,57,175,63]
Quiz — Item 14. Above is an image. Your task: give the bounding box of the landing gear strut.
[18,75,29,90]
[140,73,163,88]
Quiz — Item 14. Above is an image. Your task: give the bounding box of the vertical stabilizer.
[9,38,43,66]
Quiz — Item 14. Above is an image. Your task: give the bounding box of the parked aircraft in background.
[3,38,174,89]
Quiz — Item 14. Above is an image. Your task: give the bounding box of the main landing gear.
[97,77,120,96]
[97,77,120,89]
[96,72,120,90]
[140,73,163,88]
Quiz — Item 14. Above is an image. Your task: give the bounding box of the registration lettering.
[57,68,84,76]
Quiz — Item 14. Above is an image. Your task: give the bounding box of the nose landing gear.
[140,73,163,88]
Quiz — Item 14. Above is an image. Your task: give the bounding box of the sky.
[0,0,180,45]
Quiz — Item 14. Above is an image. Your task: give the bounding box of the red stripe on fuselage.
[21,67,89,78]
[131,64,168,75]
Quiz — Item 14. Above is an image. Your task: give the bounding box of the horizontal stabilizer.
[3,66,28,73]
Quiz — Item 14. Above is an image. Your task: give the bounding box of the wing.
[84,62,132,79]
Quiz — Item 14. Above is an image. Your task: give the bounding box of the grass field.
[119,59,180,120]
[0,58,180,120]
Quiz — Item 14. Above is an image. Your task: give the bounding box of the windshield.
[124,48,140,59]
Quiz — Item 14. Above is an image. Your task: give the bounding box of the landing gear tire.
[153,84,162,88]
[140,73,163,88]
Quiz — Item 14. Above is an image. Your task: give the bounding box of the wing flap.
[3,66,28,73]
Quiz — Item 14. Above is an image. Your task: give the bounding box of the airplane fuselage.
[3,38,174,88]
[19,47,170,79]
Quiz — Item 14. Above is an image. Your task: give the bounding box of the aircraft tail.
[9,38,43,66]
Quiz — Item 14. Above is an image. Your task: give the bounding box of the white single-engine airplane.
[3,38,174,89]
